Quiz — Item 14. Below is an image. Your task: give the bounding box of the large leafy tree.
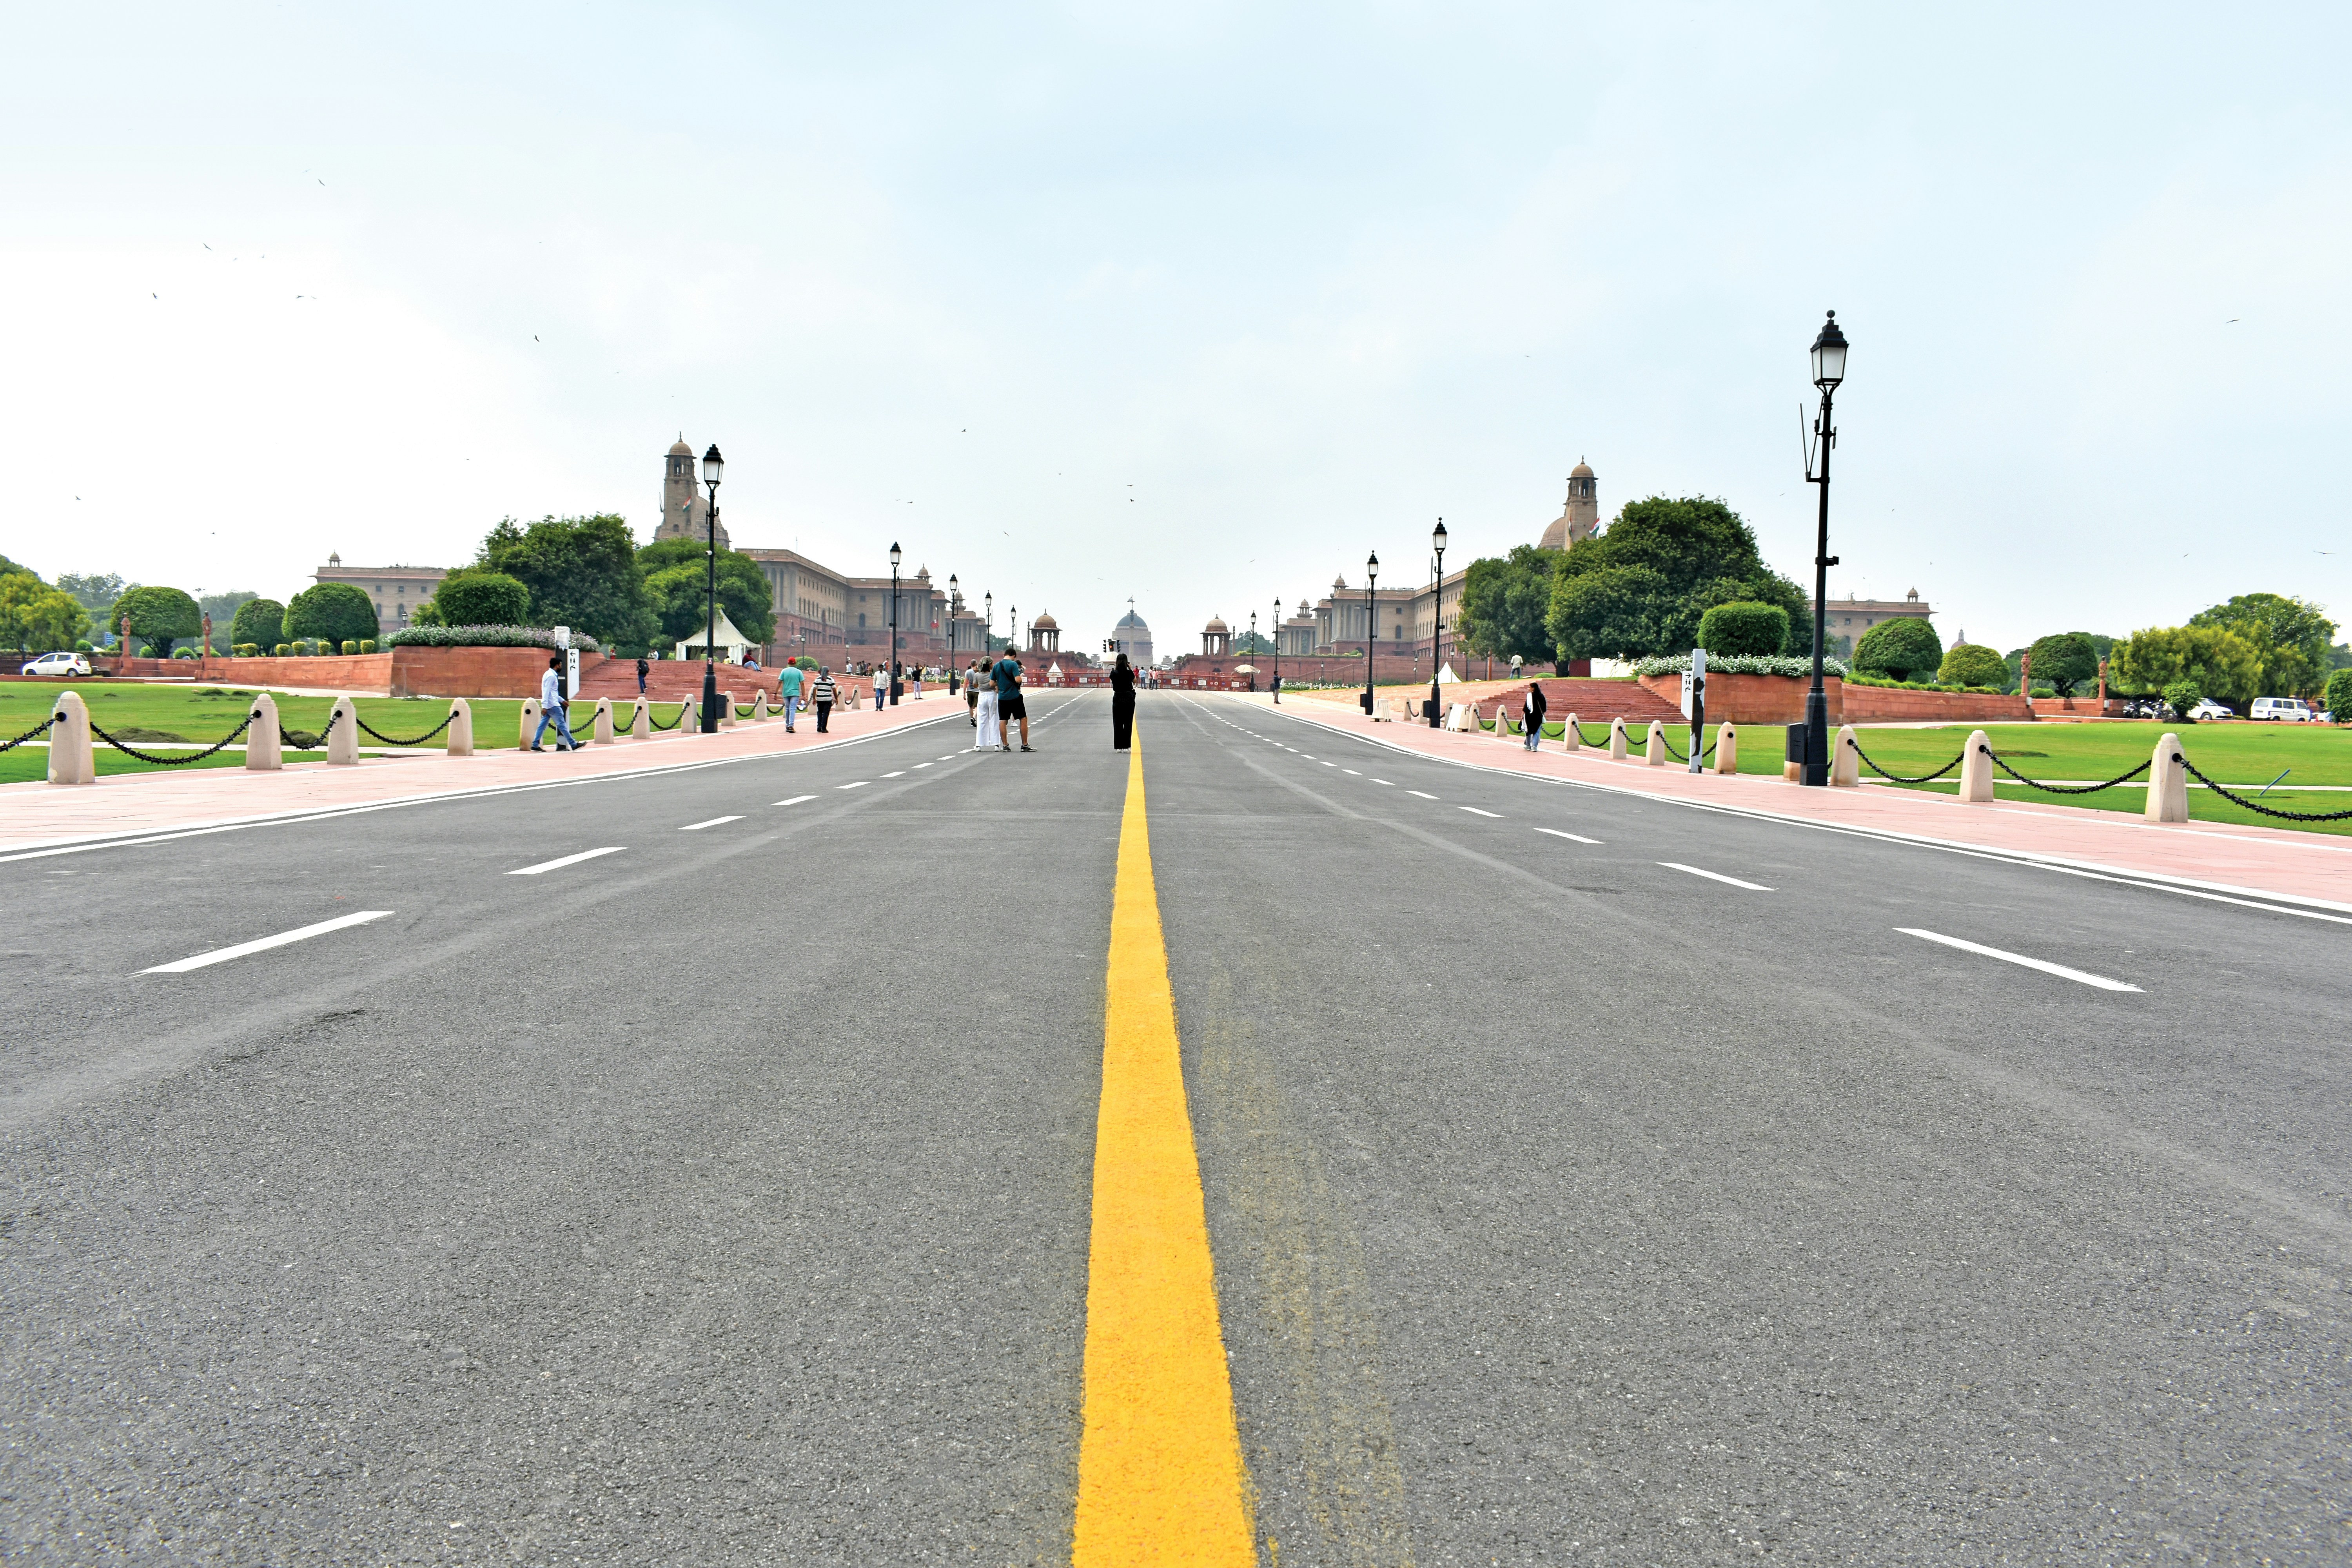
[0,572,91,652]
[230,597,285,650]
[478,515,659,650]
[2025,632,2100,696]
[2188,592,2337,697]
[1854,616,1944,682]
[284,583,380,648]
[2111,624,2263,706]
[1456,545,1564,669]
[53,572,127,614]
[1938,643,2008,688]
[637,538,773,646]
[1545,497,1804,662]
[430,572,532,626]
[107,585,201,653]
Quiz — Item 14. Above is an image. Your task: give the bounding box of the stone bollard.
[592,698,615,744]
[1644,720,1666,766]
[446,698,473,757]
[1831,724,1860,787]
[1714,721,1737,775]
[630,698,650,740]
[1561,712,1580,753]
[2145,731,2189,823]
[720,693,738,728]
[1957,727,1995,803]
[1495,706,1517,743]
[327,696,361,765]
[47,691,95,785]
[751,690,768,721]
[1609,717,1629,761]
[679,697,698,733]
[245,693,283,771]
[1446,702,1471,731]
[519,698,542,749]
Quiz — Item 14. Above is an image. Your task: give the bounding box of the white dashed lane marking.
[680,815,744,831]
[1406,790,1438,800]
[882,771,906,778]
[773,795,817,807]
[836,781,870,790]
[1899,928,2141,992]
[143,911,394,974]
[1458,806,1502,817]
[1661,862,1770,891]
[508,847,626,875]
[1537,828,1602,845]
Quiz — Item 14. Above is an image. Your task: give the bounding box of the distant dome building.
[655,436,725,550]
[1028,610,1061,653]
[1201,616,1233,657]
[1111,600,1153,668]
[1539,460,1599,550]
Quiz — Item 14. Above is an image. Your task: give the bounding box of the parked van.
[2251,696,2314,722]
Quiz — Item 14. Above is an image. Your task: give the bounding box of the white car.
[2187,697,2234,721]
[2250,696,2314,722]
[19,652,91,677]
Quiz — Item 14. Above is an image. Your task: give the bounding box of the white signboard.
[1680,645,1706,718]
[566,648,580,699]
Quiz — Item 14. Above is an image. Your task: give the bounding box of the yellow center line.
[1073,740,1256,1565]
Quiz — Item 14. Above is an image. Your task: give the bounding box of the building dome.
[1570,459,1593,478]
[669,437,693,456]
[1203,616,1229,634]
[1031,610,1058,629]
[328,551,341,565]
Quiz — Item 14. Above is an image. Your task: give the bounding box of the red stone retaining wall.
[1639,671,2037,726]
[75,646,612,699]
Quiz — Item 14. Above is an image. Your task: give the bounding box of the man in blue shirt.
[777,661,806,732]
[993,653,1031,751]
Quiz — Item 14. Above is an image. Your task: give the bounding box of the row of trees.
[404,515,775,656]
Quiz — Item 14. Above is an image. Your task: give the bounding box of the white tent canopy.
[676,607,758,664]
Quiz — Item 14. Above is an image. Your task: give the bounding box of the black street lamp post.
[1361,552,1379,715]
[984,592,993,653]
[947,573,960,664]
[1427,519,1446,728]
[887,542,902,705]
[699,444,723,732]
[1800,310,1848,786]
[1272,595,1283,701]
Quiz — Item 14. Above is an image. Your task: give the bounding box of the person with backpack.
[635,655,649,695]
[810,667,837,733]
[993,650,1031,751]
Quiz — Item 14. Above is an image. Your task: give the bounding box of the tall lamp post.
[699,444,724,732]
[1427,519,1446,728]
[1272,595,1283,701]
[984,592,993,653]
[1361,552,1379,714]
[1800,311,1847,786]
[947,573,960,664]
[887,542,902,705]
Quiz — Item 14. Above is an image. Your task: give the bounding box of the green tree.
[431,572,532,626]
[479,515,659,650]
[2025,632,2100,697]
[1457,545,1564,668]
[1545,497,1804,662]
[1695,601,1789,656]
[2111,624,2263,706]
[2188,592,2337,697]
[1937,642,2008,689]
[107,585,201,653]
[2163,677,2205,720]
[636,537,772,646]
[2324,668,2352,721]
[283,582,380,649]
[1853,616,1944,681]
[0,572,91,652]
[196,591,256,651]
[230,597,285,650]
[54,572,128,615]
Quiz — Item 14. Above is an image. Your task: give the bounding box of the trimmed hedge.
[1696,601,1789,657]
[384,624,603,652]
[1854,616,1944,682]
[428,572,530,628]
[1633,652,1851,678]
[2325,668,2352,720]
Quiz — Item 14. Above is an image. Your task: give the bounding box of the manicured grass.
[0,682,694,781]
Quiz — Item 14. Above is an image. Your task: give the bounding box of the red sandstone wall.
[80,646,608,698]
[1641,671,2036,726]
[1844,684,2033,723]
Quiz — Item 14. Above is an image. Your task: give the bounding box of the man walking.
[532,655,579,751]
[993,649,1031,752]
[635,654,649,695]
[778,659,805,732]
[811,666,837,733]
[965,658,982,725]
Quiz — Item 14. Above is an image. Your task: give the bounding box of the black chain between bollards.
[648,704,686,731]
[1660,733,1720,764]
[87,713,255,766]
[354,710,456,748]
[1977,744,2150,796]
[1,714,60,753]
[279,708,341,752]
[1845,735,1965,784]
[2175,751,2352,822]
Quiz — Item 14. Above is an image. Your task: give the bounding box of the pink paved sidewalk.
[0,695,967,855]
[1238,695,2352,911]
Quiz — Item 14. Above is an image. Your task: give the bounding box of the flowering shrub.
[1632,652,1850,679]
[384,625,602,652]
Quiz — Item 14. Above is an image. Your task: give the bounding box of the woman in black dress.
[1110,652,1137,751]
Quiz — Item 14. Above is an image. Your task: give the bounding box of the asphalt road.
[1,690,2345,1565]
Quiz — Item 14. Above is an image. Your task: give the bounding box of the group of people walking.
[964,652,1034,752]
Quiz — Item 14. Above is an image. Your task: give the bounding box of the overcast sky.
[6,2,2347,658]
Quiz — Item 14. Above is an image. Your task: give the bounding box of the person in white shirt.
[531,656,579,751]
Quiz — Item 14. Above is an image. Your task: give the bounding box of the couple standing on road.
[966,653,1033,752]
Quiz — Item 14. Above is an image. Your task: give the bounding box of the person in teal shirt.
[778,661,806,732]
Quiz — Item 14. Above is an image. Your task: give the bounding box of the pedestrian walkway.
[1239,695,2352,911]
[0,696,958,857]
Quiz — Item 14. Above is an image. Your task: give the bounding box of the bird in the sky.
[2228,318,2239,323]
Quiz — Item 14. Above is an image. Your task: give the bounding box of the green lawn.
[0,682,694,782]
[1511,715,2352,836]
